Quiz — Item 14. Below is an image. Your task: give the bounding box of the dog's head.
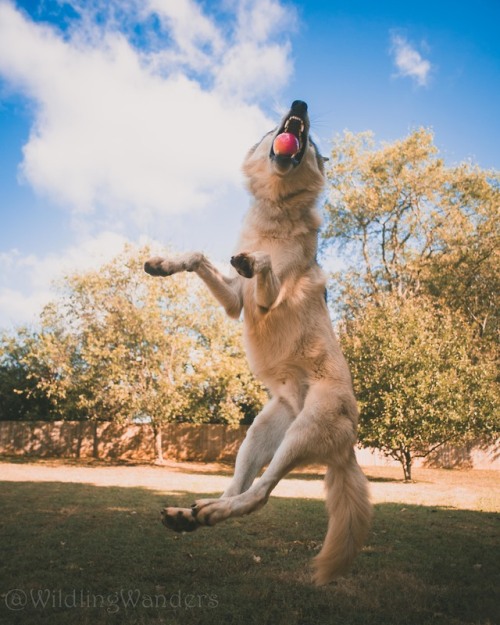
[243,100,326,201]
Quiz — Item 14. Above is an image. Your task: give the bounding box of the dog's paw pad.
[161,507,198,533]
[231,253,254,278]
[144,258,169,276]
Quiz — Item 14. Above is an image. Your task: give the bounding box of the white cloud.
[390,33,432,87]
[146,0,224,71]
[0,232,129,328]
[0,1,295,227]
[235,0,294,43]
[0,288,52,329]
[214,0,296,100]
[214,41,292,101]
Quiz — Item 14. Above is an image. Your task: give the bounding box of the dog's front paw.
[144,257,173,276]
[231,253,255,278]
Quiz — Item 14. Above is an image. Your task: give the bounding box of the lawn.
[0,460,499,625]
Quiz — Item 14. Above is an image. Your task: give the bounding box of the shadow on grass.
[365,475,404,483]
[0,481,498,625]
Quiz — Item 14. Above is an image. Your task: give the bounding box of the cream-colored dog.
[145,100,372,585]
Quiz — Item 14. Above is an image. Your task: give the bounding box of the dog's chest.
[240,230,313,278]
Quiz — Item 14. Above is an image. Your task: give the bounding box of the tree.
[324,129,499,312]
[11,245,266,461]
[182,291,267,426]
[323,129,499,478]
[420,203,499,347]
[0,330,54,420]
[339,293,498,480]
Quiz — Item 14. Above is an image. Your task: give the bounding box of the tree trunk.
[75,422,83,459]
[153,423,164,465]
[92,421,99,459]
[402,448,412,482]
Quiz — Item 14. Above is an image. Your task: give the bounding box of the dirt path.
[1,459,498,512]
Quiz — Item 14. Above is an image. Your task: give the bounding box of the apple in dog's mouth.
[273,132,300,156]
[269,102,309,173]
[271,109,306,161]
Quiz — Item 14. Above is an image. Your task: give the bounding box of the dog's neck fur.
[241,143,325,253]
[244,198,322,241]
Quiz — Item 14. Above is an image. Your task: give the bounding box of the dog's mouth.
[270,100,309,171]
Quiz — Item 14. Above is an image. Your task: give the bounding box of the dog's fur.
[144,100,372,585]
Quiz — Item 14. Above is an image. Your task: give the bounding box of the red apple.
[273,132,299,156]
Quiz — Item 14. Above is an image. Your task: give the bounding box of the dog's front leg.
[144,252,204,277]
[231,252,280,310]
[145,253,243,318]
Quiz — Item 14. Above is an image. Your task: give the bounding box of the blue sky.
[0,0,499,329]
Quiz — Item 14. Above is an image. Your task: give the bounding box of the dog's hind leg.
[222,396,295,497]
[160,396,294,531]
[178,383,370,584]
[160,422,300,534]
[189,412,318,527]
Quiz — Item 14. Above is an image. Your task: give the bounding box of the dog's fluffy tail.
[312,452,372,585]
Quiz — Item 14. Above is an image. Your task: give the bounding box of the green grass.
[0,480,498,625]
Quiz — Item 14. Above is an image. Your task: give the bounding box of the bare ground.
[1,457,498,512]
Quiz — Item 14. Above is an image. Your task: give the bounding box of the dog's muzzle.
[270,100,310,174]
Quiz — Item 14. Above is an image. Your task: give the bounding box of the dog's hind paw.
[161,507,199,533]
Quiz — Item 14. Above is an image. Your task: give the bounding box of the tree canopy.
[0,246,266,461]
[323,129,499,479]
[339,293,498,480]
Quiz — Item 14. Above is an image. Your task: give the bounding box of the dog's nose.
[291,100,308,115]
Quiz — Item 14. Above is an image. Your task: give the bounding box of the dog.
[144,100,372,585]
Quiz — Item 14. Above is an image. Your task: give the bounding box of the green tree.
[323,129,499,478]
[420,203,499,347]
[0,329,54,420]
[183,291,267,426]
[11,246,266,461]
[324,129,499,312]
[340,294,498,480]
